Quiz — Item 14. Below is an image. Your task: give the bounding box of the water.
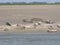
[0,33,60,45]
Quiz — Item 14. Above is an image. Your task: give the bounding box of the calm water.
[0,33,60,45]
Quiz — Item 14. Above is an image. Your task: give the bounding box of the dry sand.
[0,5,60,34]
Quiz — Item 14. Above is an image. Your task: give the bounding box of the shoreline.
[0,28,60,34]
[0,22,60,34]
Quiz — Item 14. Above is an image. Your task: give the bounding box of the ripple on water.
[0,33,60,45]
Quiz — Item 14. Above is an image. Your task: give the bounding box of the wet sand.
[0,5,60,34]
[0,5,60,24]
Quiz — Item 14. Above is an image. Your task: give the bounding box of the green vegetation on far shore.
[0,2,60,5]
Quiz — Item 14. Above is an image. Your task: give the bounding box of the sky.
[0,0,60,3]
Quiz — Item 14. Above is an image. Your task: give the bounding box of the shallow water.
[0,33,60,45]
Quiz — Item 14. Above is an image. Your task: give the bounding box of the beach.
[0,5,60,34]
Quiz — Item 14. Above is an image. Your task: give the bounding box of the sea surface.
[0,32,60,45]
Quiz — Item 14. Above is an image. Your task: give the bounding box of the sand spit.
[0,5,60,34]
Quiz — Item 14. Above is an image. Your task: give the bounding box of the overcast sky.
[0,0,60,3]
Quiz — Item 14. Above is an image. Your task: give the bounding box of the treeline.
[0,2,60,5]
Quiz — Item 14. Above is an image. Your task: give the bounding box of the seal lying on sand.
[6,22,11,26]
[57,24,60,28]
